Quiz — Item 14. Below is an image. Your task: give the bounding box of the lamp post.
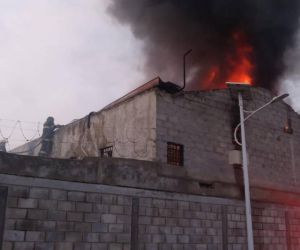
[226,82,289,250]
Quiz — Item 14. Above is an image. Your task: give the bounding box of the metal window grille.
[100,146,113,158]
[167,142,184,166]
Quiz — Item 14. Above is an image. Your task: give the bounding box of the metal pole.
[238,92,254,250]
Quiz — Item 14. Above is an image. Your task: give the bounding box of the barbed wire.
[0,118,41,141]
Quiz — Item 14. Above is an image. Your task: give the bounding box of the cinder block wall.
[156,87,300,193]
[1,153,300,249]
[2,174,300,250]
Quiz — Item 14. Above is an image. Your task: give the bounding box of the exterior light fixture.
[226,82,289,250]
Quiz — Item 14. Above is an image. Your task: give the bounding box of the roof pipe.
[179,49,192,92]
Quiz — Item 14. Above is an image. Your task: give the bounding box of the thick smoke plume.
[108,0,300,90]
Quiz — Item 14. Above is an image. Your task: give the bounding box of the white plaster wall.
[51,90,157,160]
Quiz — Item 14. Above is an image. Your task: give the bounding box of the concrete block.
[38,199,57,210]
[46,232,65,241]
[166,218,178,226]
[172,227,184,235]
[101,214,116,223]
[2,242,13,250]
[74,243,91,250]
[13,242,34,250]
[6,208,27,219]
[178,218,189,227]
[86,193,101,203]
[35,242,54,250]
[38,221,56,231]
[58,201,75,211]
[27,209,47,220]
[8,186,29,198]
[74,222,91,232]
[92,223,108,233]
[67,212,83,222]
[108,224,123,233]
[166,235,177,243]
[7,197,18,207]
[76,202,92,212]
[56,221,74,232]
[84,232,99,242]
[178,235,190,244]
[110,205,124,214]
[48,210,66,221]
[5,219,16,230]
[152,217,166,225]
[153,199,165,208]
[65,232,82,242]
[147,225,159,234]
[145,243,158,250]
[101,194,117,204]
[139,216,151,225]
[84,213,100,223]
[116,233,130,243]
[55,242,73,250]
[100,233,115,242]
[93,204,109,213]
[68,191,86,202]
[50,189,67,200]
[117,215,131,224]
[139,234,151,243]
[91,243,108,250]
[117,196,131,206]
[152,234,165,243]
[18,198,38,209]
[13,219,33,231]
[159,226,171,234]
[4,230,25,241]
[109,243,122,250]
[139,198,152,207]
[29,187,49,199]
[25,231,45,241]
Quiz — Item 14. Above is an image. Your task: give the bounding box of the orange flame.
[202,31,253,89]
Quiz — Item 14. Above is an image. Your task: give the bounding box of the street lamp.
[226,82,289,250]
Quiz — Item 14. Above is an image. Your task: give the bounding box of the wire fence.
[0,119,42,150]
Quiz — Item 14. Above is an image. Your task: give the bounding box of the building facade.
[12,77,300,194]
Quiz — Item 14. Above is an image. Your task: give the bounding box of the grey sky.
[0,0,148,148]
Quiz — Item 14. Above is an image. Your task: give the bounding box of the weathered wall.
[10,138,41,156]
[156,87,300,193]
[50,89,156,161]
[1,152,300,250]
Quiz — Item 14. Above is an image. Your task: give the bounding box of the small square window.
[167,142,184,166]
[100,146,113,158]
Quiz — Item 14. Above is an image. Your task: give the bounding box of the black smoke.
[108,0,300,90]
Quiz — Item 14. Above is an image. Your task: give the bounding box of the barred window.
[167,142,184,166]
[100,146,113,158]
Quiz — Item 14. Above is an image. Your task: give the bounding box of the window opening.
[167,142,184,166]
[100,146,113,158]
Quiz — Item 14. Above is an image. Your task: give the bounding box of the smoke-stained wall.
[108,0,300,90]
[50,90,157,160]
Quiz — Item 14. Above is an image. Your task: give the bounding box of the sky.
[0,0,148,148]
[0,0,300,149]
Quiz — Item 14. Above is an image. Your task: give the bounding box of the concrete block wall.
[156,87,300,193]
[1,173,300,250]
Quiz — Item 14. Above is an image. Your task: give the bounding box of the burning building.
[4,1,300,248]
[4,77,300,249]
[11,76,300,192]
